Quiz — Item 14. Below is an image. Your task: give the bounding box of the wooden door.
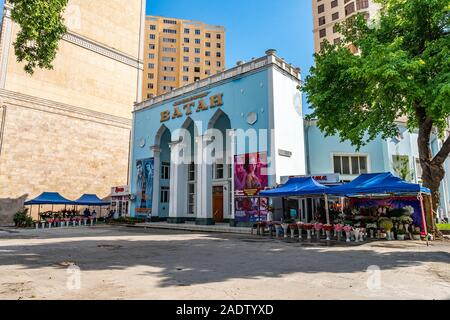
[213,186,224,223]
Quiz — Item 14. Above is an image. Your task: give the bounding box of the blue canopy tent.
[74,194,109,206]
[25,192,74,205]
[260,177,332,223]
[326,173,431,237]
[24,192,75,217]
[326,172,431,196]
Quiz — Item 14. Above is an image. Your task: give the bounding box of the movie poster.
[235,197,268,223]
[234,152,268,196]
[234,152,268,223]
[135,158,154,216]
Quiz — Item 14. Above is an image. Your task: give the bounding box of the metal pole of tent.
[418,193,429,247]
[324,194,330,225]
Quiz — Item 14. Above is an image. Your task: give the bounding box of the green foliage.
[9,0,68,74]
[379,218,394,231]
[13,208,33,228]
[303,0,450,148]
[392,155,414,182]
[437,223,450,231]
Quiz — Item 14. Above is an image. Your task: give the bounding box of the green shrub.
[13,208,34,228]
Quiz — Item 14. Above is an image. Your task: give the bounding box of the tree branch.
[432,134,450,166]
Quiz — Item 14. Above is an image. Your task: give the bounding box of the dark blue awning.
[24,192,74,205]
[260,177,329,197]
[327,173,430,196]
[74,194,109,206]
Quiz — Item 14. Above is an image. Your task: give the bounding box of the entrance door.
[213,186,224,223]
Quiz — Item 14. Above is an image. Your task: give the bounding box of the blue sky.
[148,0,315,111]
[0,0,315,110]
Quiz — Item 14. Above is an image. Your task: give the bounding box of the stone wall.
[0,90,131,223]
[0,194,27,226]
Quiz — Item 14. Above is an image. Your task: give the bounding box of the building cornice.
[134,52,301,113]
[63,31,144,70]
[0,89,131,129]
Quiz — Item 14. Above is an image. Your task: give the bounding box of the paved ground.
[0,225,449,300]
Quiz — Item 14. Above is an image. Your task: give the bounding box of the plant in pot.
[412,227,421,240]
[379,218,394,240]
[396,228,407,240]
[13,208,33,228]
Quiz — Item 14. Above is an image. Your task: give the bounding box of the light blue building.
[305,120,450,220]
[130,50,305,226]
[129,50,450,225]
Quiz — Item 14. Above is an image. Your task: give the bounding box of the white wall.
[270,67,306,183]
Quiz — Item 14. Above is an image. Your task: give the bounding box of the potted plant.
[366,223,377,239]
[379,218,394,240]
[343,225,353,242]
[397,228,406,240]
[303,223,314,240]
[412,227,421,240]
[334,224,344,241]
[13,208,33,228]
[314,223,323,241]
[323,224,333,241]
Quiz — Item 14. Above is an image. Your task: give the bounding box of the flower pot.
[306,229,312,240]
[397,234,405,241]
[316,231,321,241]
[337,231,342,241]
[354,229,360,243]
[326,230,331,241]
[412,234,421,240]
[275,225,281,238]
[345,231,352,242]
[370,229,374,239]
[281,224,289,238]
[290,228,296,239]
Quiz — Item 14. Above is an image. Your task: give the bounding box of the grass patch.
[437,224,450,231]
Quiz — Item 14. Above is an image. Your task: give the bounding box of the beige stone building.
[143,16,225,99]
[312,0,380,53]
[0,0,146,223]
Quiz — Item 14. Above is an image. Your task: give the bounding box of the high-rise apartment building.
[312,0,380,53]
[143,16,226,98]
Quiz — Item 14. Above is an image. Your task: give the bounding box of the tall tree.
[303,0,449,235]
[8,0,68,74]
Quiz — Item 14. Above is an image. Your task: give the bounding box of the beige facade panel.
[5,30,138,119]
[64,0,144,59]
[0,96,130,203]
[0,0,146,223]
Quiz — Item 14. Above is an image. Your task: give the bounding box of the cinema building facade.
[130,50,450,224]
[130,50,305,225]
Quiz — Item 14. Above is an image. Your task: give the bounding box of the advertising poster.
[234,152,268,196]
[135,158,154,216]
[235,197,268,223]
[234,152,268,223]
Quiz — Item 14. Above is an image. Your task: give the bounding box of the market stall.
[326,173,431,241]
[74,194,110,218]
[260,177,332,238]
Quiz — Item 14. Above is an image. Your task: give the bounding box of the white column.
[195,135,214,225]
[151,146,161,221]
[229,130,236,225]
[168,141,186,223]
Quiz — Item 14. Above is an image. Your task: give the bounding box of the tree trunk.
[415,105,447,239]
